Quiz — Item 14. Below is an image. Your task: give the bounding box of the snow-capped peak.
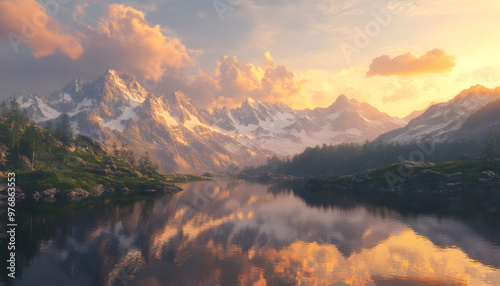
[104,68,120,78]
[377,85,500,144]
[203,93,406,155]
[11,70,274,174]
[246,97,257,107]
[62,78,84,94]
[94,69,149,103]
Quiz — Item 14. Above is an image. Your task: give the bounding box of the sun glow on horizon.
[1,0,500,117]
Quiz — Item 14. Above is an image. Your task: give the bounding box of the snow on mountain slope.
[14,70,270,174]
[203,95,407,155]
[13,69,411,172]
[376,85,500,144]
[403,102,437,122]
[450,97,500,142]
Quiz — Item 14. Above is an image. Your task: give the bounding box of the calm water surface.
[3,180,500,286]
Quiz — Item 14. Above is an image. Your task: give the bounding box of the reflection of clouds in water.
[170,181,408,253]
[135,181,500,285]
[279,229,500,286]
[15,181,500,286]
[406,216,500,269]
[132,229,500,286]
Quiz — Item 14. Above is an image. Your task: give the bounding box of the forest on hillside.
[0,98,159,176]
[243,136,498,177]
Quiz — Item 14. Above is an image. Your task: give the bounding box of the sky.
[0,0,499,117]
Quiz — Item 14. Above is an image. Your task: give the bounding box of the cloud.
[187,51,307,110]
[366,49,455,77]
[382,83,418,103]
[392,0,500,17]
[0,1,193,79]
[0,0,83,59]
[0,2,198,101]
[300,66,459,117]
[88,4,192,81]
[261,51,307,103]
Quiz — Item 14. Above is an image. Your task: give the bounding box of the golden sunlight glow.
[191,229,500,286]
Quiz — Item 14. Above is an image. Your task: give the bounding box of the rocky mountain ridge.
[14,69,412,173]
[202,94,407,155]
[377,85,500,144]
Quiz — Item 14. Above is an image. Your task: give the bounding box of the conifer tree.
[56,113,72,142]
[484,132,497,159]
[112,142,119,158]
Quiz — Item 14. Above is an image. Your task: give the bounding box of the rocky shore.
[305,161,500,193]
[237,172,304,183]
[240,160,500,194]
[0,183,182,205]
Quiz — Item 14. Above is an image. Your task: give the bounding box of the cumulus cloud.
[217,54,264,100]
[261,51,306,103]
[0,0,83,59]
[0,2,199,101]
[366,49,455,77]
[299,66,460,117]
[188,52,307,110]
[88,4,192,81]
[0,2,192,82]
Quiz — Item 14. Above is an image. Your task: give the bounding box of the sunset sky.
[0,0,499,117]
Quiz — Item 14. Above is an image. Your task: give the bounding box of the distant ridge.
[377,85,500,144]
[14,69,409,172]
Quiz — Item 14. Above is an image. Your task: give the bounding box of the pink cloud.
[190,52,307,109]
[90,4,193,81]
[0,0,83,59]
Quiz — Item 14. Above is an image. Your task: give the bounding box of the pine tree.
[56,113,72,142]
[45,120,53,134]
[0,101,7,117]
[7,98,29,151]
[22,124,43,169]
[484,132,497,159]
[45,127,54,168]
[112,142,119,158]
[138,151,158,175]
[119,142,127,160]
[128,150,135,167]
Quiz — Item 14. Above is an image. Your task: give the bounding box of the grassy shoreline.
[241,159,500,193]
[314,160,500,193]
[0,161,209,205]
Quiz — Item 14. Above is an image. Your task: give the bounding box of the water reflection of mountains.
[1,181,499,286]
[270,182,500,268]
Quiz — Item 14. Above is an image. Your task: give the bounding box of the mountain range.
[16,70,271,173]
[11,69,500,173]
[377,85,500,144]
[201,94,407,155]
